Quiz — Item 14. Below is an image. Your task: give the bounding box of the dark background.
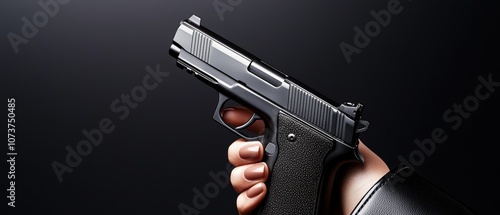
[1,0,498,214]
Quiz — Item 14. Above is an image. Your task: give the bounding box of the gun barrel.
[170,15,291,107]
[170,15,365,146]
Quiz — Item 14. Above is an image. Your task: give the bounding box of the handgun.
[169,15,369,215]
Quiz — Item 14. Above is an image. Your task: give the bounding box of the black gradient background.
[1,0,498,214]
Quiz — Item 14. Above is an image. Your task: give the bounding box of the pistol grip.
[255,113,360,215]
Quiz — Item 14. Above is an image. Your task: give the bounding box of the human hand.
[222,106,390,215]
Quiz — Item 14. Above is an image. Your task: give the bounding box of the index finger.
[220,106,265,135]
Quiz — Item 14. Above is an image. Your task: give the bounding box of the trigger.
[212,93,265,139]
[235,113,261,130]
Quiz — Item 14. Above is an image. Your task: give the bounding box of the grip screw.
[287,133,296,142]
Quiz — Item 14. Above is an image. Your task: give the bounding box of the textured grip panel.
[261,113,334,215]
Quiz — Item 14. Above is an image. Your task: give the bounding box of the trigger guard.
[212,93,264,141]
[212,93,231,123]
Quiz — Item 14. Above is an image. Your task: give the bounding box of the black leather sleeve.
[351,166,476,215]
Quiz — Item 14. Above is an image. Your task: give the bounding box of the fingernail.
[240,144,260,160]
[247,183,264,198]
[244,164,265,181]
